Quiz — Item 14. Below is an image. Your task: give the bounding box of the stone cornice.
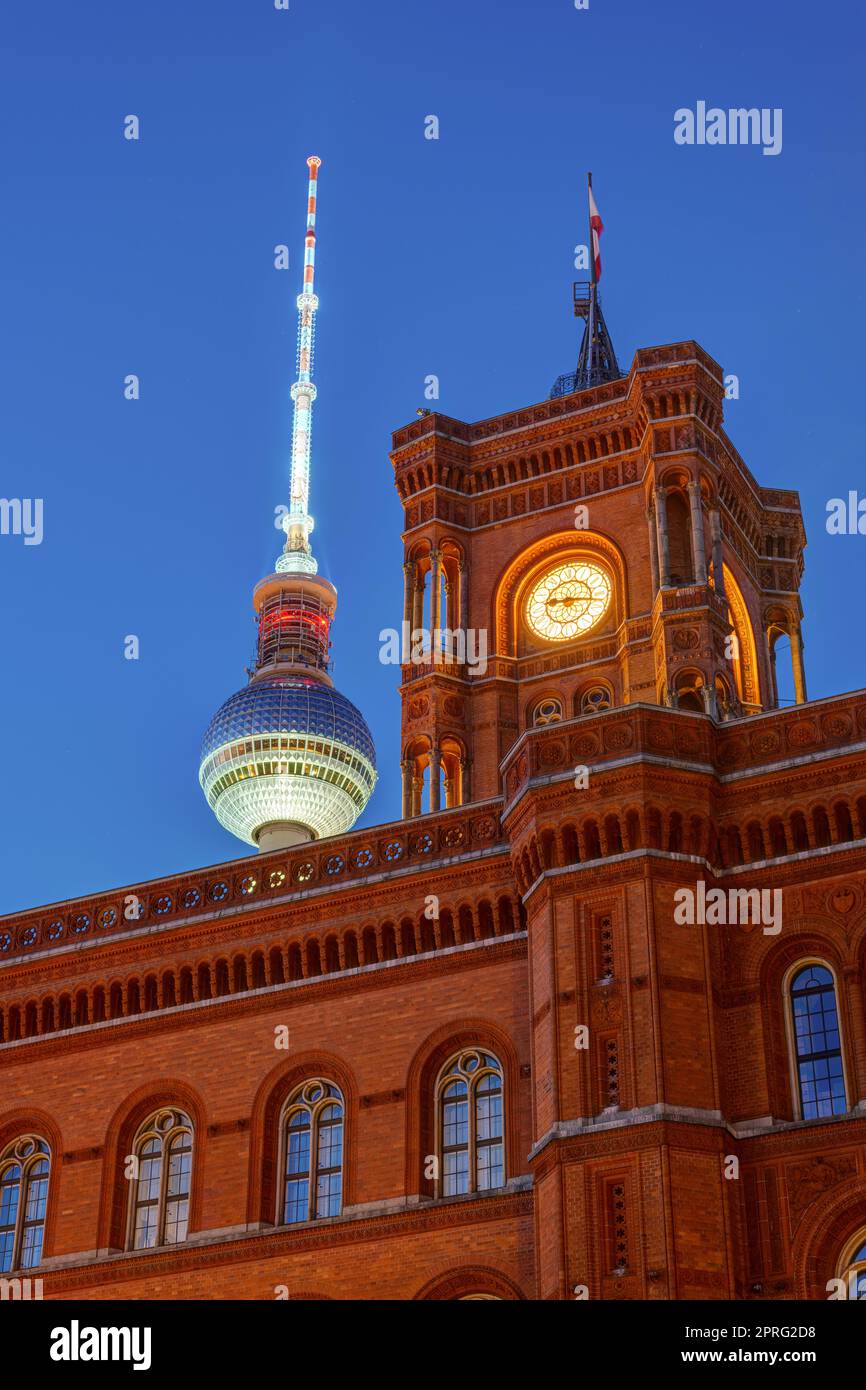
[0,934,528,1051]
[528,1105,866,1169]
[36,1188,534,1294]
[0,802,507,967]
[519,842,866,907]
[500,692,866,822]
[391,344,723,460]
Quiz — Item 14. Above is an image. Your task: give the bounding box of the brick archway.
[403,1019,521,1197]
[97,1078,208,1252]
[757,928,848,1121]
[793,1176,866,1299]
[0,1106,63,1262]
[414,1264,527,1300]
[246,1049,359,1224]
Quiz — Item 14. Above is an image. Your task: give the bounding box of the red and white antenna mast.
[279,155,322,575]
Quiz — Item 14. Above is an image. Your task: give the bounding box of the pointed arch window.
[282,1080,344,1224]
[788,964,847,1119]
[0,1136,50,1272]
[128,1108,193,1250]
[437,1050,504,1198]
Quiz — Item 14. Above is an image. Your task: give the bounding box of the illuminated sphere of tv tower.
[199,155,377,851]
[199,569,377,851]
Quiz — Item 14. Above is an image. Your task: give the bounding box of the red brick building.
[2,337,866,1301]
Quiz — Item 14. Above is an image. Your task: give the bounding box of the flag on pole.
[589,181,604,281]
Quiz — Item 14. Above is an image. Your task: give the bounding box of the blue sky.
[1,0,864,914]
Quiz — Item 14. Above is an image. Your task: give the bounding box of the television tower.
[281,155,321,574]
[199,158,377,852]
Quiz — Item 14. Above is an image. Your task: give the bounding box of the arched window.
[281,1080,344,1225]
[128,1107,193,1250]
[437,1050,504,1198]
[714,675,732,719]
[665,490,694,584]
[675,670,705,713]
[788,965,847,1119]
[838,1234,866,1299]
[531,696,562,727]
[581,685,612,714]
[0,1136,50,1271]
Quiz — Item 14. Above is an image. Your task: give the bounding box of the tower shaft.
[282,156,322,573]
[200,155,377,855]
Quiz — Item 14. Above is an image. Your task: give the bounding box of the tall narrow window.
[129,1108,193,1250]
[0,1136,50,1272]
[282,1080,344,1225]
[789,965,847,1119]
[437,1050,504,1198]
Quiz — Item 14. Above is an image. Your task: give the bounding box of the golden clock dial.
[525,561,611,642]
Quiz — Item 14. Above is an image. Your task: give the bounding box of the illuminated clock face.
[525,561,611,642]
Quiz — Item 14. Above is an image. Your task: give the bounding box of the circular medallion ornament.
[525,561,611,642]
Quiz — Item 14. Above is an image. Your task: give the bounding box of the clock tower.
[391,341,807,819]
[389,323,819,1301]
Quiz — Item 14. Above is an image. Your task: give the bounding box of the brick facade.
[2,339,865,1300]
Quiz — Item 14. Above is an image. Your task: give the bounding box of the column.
[599,820,610,857]
[402,561,414,629]
[429,744,441,813]
[430,548,442,639]
[430,550,442,666]
[411,773,423,818]
[401,759,412,819]
[458,562,468,632]
[687,482,708,584]
[646,504,660,596]
[701,682,717,719]
[767,632,779,708]
[710,509,725,598]
[791,626,808,705]
[654,486,671,587]
[843,969,866,1105]
[442,579,453,656]
[460,757,470,806]
[412,570,424,634]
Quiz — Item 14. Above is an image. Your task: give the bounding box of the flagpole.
[586,171,596,388]
[587,171,596,288]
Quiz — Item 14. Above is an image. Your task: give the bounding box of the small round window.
[533,697,563,727]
